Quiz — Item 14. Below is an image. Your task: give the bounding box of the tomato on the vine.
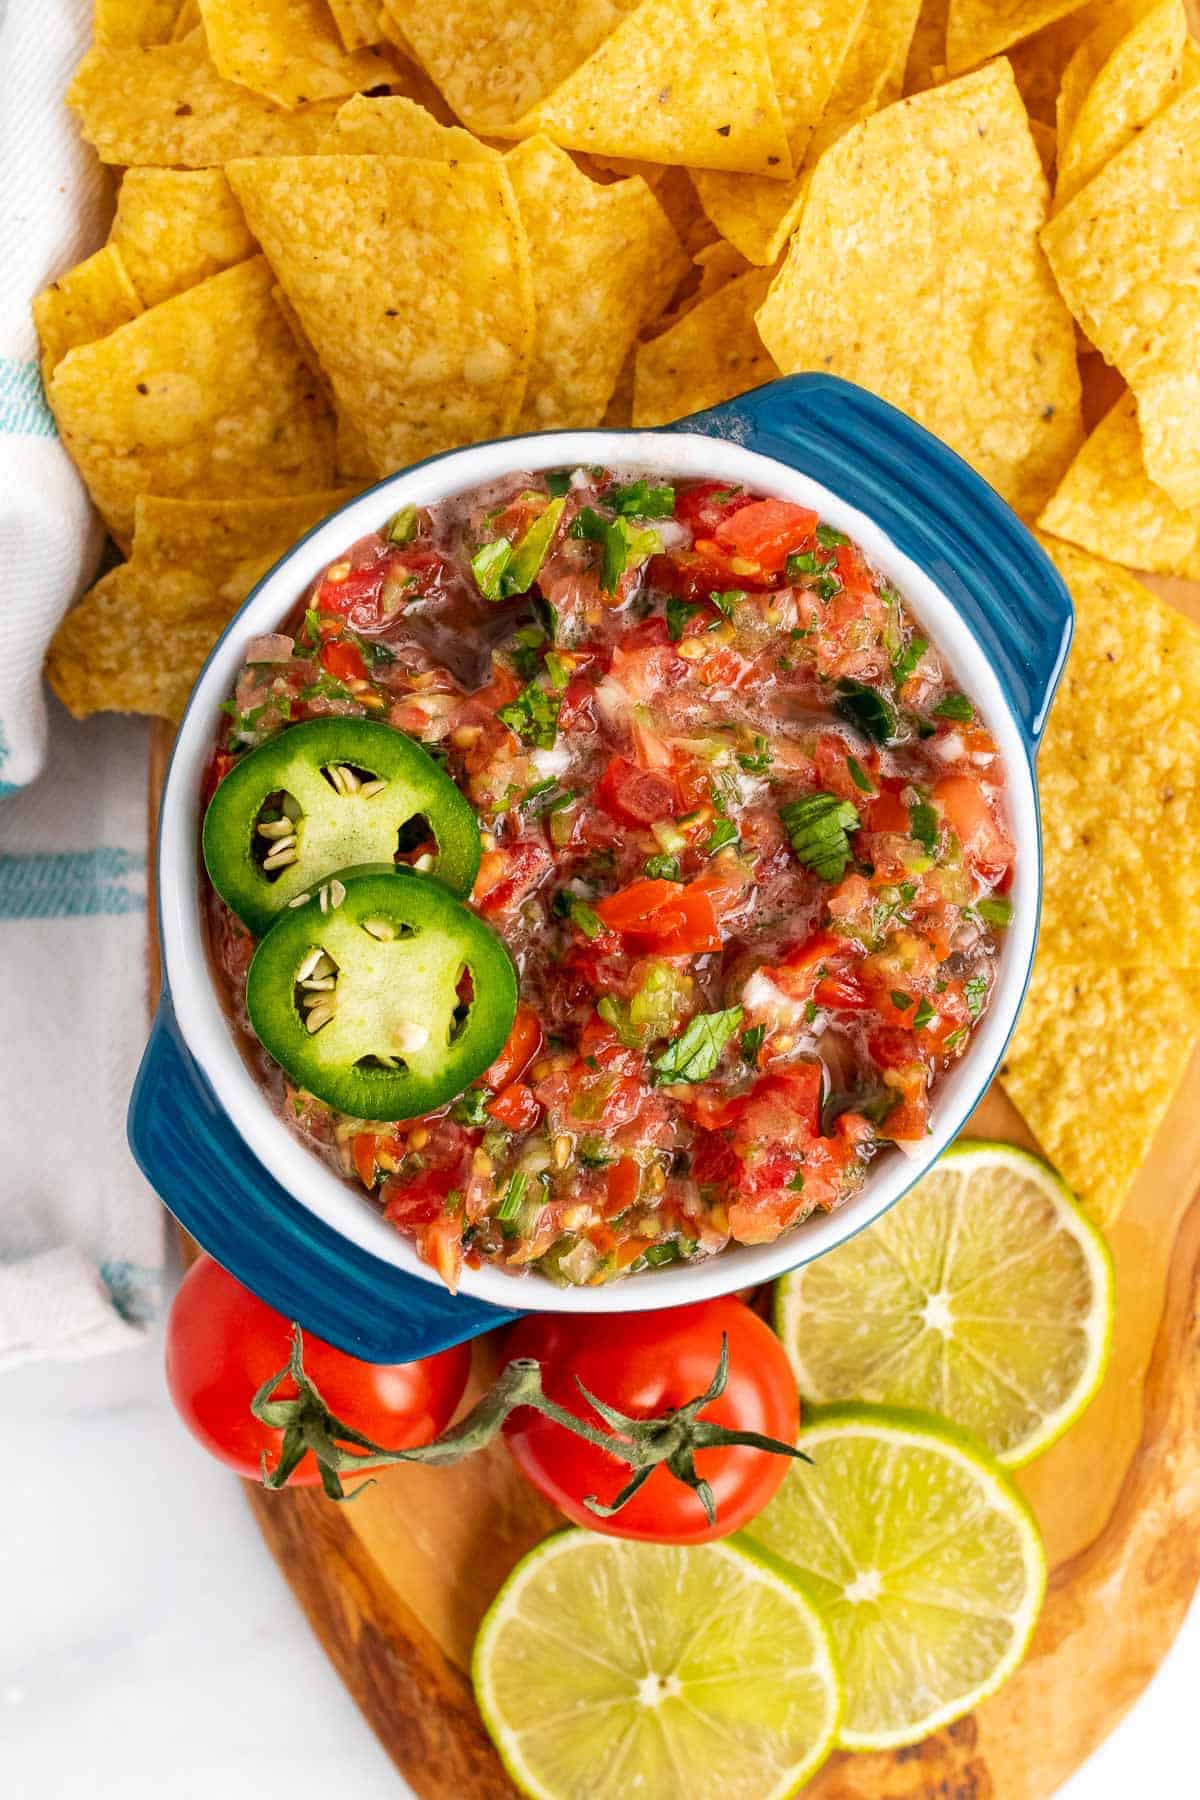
[165,1256,472,1483]
[500,1298,800,1544]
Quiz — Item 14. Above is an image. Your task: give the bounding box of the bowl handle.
[668,373,1073,745]
[128,994,521,1362]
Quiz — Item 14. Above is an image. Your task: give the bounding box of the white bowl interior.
[159,429,1040,1313]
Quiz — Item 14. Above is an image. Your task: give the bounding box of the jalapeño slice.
[203,718,480,935]
[245,866,517,1121]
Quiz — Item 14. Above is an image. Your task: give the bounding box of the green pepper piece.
[245,865,517,1121]
[203,718,480,935]
[503,497,566,595]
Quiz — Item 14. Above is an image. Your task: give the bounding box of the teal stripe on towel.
[0,848,146,918]
[0,356,56,437]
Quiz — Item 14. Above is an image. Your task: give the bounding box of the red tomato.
[473,840,553,916]
[596,756,676,825]
[165,1256,471,1484]
[713,498,819,574]
[501,1299,799,1542]
[674,480,757,537]
[320,637,368,683]
[933,774,1015,880]
[352,1131,377,1189]
[484,1003,543,1091]
[486,1080,541,1133]
[605,1156,641,1216]
[595,878,722,955]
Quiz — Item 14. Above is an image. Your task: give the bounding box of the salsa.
[204,467,1015,1290]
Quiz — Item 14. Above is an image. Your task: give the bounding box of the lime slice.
[746,1406,1046,1750]
[775,1141,1114,1467]
[473,1529,842,1800]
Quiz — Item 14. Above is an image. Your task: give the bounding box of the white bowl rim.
[158,426,1040,1314]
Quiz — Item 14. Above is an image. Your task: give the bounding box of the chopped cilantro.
[815,523,848,548]
[741,1024,766,1064]
[780,791,860,883]
[890,990,913,1012]
[497,679,561,750]
[706,818,739,855]
[299,607,322,651]
[964,974,988,1017]
[298,674,352,704]
[606,478,675,517]
[787,1170,806,1192]
[569,506,606,542]
[909,797,939,853]
[710,589,744,619]
[846,754,874,793]
[452,1087,490,1127]
[545,469,572,498]
[666,596,704,641]
[891,635,928,685]
[738,734,773,774]
[508,622,549,680]
[644,852,681,880]
[933,692,974,722]
[943,1026,969,1051]
[912,998,936,1030]
[651,1006,744,1084]
[568,898,603,939]
[835,679,897,746]
[532,594,559,642]
[602,515,660,592]
[785,549,822,577]
[496,1170,528,1228]
[812,573,843,602]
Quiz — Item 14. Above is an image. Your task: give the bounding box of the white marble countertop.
[2,1287,1196,1800]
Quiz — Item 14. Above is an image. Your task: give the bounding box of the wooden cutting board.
[149,704,1200,1799]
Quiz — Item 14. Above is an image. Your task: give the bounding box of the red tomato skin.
[320,638,368,683]
[501,1299,799,1543]
[165,1256,471,1483]
[596,756,676,826]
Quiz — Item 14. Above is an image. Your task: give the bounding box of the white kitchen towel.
[0,0,167,1367]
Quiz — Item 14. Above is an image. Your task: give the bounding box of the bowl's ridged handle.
[128,994,520,1361]
[668,374,1073,744]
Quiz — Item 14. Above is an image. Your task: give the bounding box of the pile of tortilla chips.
[39,0,1200,1220]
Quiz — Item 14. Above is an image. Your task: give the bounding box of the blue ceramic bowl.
[129,375,1072,1361]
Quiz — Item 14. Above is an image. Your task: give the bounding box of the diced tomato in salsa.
[205,464,1012,1288]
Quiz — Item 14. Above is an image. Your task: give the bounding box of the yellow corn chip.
[633,266,777,425]
[602,352,637,428]
[379,0,638,135]
[94,0,185,43]
[757,63,1081,518]
[327,0,382,50]
[109,168,256,307]
[46,258,336,547]
[1035,536,1200,965]
[504,137,689,431]
[945,0,1093,75]
[227,156,533,475]
[196,0,402,108]
[1000,960,1200,1226]
[172,0,201,35]
[693,0,923,265]
[515,0,793,178]
[1041,84,1200,511]
[1056,1,1188,209]
[648,168,719,257]
[32,244,143,377]
[47,491,354,721]
[327,93,500,158]
[693,238,753,299]
[1029,115,1057,176]
[903,0,947,95]
[67,42,342,165]
[1038,392,1200,578]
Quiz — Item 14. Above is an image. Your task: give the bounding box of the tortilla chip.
[502,137,688,430]
[108,168,256,307]
[32,245,143,377]
[945,0,1092,75]
[693,238,754,298]
[67,42,342,165]
[327,0,383,49]
[693,0,923,265]
[757,62,1081,518]
[1035,537,1200,965]
[602,351,637,427]
[515,0,793,178]
[634,265,777,425]
[46,491,353,721]
[327,93,500,158]
[94,0,185,43]
[227,155,533,474]
[647,167,719,256]
[904,0,947,94]
[1000,959,1200,1226]
[1029,115,1057,176]
[195,0,403,108]
[172,0,201,35]
[379,0,637,134]
[1038,392,1200,578]
[1041,84,1200,511]
[1055,0,1188,209]
[46,258,336,546]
